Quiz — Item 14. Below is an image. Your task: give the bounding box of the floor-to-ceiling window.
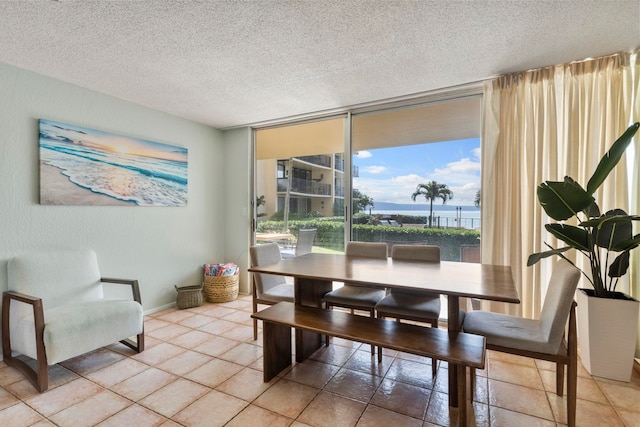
[252,89,482,259]
[254,117,347,256]
[350,96,482,261]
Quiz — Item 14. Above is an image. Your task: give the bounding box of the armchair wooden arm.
[101,277,142,304]
[2,291,48,391]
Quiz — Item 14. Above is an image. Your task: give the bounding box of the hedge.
[257,219,480,261]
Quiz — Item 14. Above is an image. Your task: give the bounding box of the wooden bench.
[251,301,486,427]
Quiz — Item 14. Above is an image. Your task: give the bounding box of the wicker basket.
[175,284,204,309]
[203,274,239,303]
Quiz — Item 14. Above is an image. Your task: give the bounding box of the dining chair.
[321,241,388,354]
[281,228,316,259]
[462,259,580,427]
[374,244,441,373]
[250,243,295,340]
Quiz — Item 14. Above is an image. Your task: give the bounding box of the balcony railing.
[295,155,332,168]
[278,178,332,195]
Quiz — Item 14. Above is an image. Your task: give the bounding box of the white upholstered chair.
[375,244,441,372]
[250,243,295,340]
[463,259,580,427]
[281,228,316,259]
[321,241,388,354]
[2,249,144,392]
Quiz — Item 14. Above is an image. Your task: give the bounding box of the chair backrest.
[390,245,440,296]
[295,229,316,256]
[540,259,581,352]
[345,241,388,258]
[7,249,103,311]
[391,244,440,262]
[250,243,288,297]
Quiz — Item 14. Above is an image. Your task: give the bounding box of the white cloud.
[472,147,481,160]
[363,165,387,174]
[434,158,480,175]
[356,150,372,158]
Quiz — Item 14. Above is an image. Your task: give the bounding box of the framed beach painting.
[39,119,188,206]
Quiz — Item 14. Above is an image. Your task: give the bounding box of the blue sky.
[353,138,481,207]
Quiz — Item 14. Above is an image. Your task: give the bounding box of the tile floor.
[1,294,639,427]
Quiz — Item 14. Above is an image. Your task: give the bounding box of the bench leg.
[457,364,467,427]
[262,322,292,382]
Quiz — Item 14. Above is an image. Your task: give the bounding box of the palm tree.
[411,181,454,228]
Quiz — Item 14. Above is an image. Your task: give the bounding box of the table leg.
[294,277,332,362]
[448,296,460,408]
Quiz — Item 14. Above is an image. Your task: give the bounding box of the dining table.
[248,252,519,408]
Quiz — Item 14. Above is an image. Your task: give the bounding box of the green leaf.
[611,234,640,252]
[608,251,630,277]
[591,209,633,250]
[527,247,572,266]
[586,122,640,195]
[545,223,590,251]
[537,179,593,221]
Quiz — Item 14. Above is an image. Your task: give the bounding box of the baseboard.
[143,301,176,315]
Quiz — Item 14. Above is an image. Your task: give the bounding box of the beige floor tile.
[254,379,319,418]
[616,408,640,427]
[143,318,172,333]
[225,404,293,427]
[385,358,436,389]
[146,323,193,341]
[60,348,125,375]
[487,351,536,367]
[170,329,214,349]
[111,367,177,401]
[48,390,131,427]
[221,299,253,311]
[547,393,625,426]
[156,309,196,324]
[155,350,213,376]
[487,359,544,390]
[222,309,254,325]
[331,337,364,350]
[199,306,238,319]
[424,391,489,427]
[184,358,244,388]
[172,389,247,427]
[283,359,340,388]
[343,349,393,378]
[218,342,263,366]
[298,391,367,427]
[96,404,168,427]
[25,377,104,417]
[538,369,607,404]
[177,313,215,328]
[216,367,276,402]
[324,367,383,402]
[220,324,255,341]
[85,358,150,388]
[597,380,640,411]
[192,335,241,357]
[487,379,554,421]
[356,404,422,427]
[309,344,358,366]
[489,406,556,427]
[0,388,19,410]
[0,402,46,426]
[371,377,430,419]
[139,378,209,417]
[130,342,186,366]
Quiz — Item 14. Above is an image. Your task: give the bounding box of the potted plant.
[527,122,640,381]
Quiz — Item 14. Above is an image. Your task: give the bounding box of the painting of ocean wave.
[39,119,188,206]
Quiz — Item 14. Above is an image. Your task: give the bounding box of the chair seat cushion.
[463,310,555,354]
[261,284,294,302]
[322,285,385,308]
[12,300,143,365]
[375,292,440,319]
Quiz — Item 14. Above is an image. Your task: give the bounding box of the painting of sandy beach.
[39,119,188,206]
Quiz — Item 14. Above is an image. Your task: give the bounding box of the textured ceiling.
[0,1,638,129]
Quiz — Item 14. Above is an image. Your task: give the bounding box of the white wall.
[0,62,224,312]
[221,128,252,294]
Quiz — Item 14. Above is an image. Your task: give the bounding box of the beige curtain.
[482,51,636,320]
[630,52,640,357]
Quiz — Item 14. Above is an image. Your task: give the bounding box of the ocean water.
[40,137,188,206]
[371,209,481,229]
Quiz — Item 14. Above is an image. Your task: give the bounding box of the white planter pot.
[576,288,640,382]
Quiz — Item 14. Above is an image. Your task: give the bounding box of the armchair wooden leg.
[556,362,564,396]
[431,319,438,377]
[470,367,476,403]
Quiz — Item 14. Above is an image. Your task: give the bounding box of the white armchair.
[2,249,144,392]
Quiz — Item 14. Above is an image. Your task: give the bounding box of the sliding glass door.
[254,117,347,256]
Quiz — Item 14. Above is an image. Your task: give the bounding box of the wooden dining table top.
[248,252,519,304]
